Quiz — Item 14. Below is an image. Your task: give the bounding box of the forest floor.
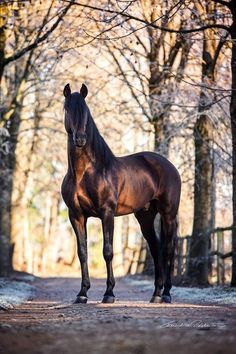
[0,275,236,354]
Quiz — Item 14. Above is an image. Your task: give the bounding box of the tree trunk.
[230,3,236,287]
[0,26,6,84]
[41,192,60,273]
[188,5,217,285]
[0,3,8,84]
[0,14,33,275]
[0,187,11,276]
[148,22,170,158]
[0,104,21,276]
[141,0,190,275]
[188,103,213,285]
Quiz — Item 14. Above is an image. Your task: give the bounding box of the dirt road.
[0,276,236,354]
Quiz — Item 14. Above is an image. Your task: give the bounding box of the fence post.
[185,236,191,274]
[179,226,232,284]
[217,231,223,285]
[221,232,225,284]
[177,238,183,276]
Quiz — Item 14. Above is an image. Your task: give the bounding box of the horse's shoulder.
[61,173,73,194]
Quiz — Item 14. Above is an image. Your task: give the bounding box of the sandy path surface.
[0,276,236,354]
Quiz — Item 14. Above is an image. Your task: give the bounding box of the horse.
[61,83,181,304]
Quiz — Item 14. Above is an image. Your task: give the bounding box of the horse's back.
[117,151,181,216]
[118,151,180,187]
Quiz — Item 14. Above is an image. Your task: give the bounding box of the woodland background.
[0,0,235,287]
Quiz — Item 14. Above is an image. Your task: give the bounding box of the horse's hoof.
[150,296,162,303]
[74,296,88,304]
[161,295,171,303]
[102,295,115,304]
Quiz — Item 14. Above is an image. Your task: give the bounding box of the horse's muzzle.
[73,133,87,148]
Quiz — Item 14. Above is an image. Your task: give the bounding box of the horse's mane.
[65,93,116,168]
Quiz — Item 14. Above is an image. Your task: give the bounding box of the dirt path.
[0,276,236,354]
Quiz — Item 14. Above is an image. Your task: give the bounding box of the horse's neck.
[89,123,116,167]
[67,120,115,179]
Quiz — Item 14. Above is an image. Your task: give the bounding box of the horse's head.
[63,83,89,148]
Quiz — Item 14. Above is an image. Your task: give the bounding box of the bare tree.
[187,1,229,285]
[0,0,74,276]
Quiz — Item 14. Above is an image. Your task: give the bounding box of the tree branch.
[61,0,230,33]
[106,45,151,121]
[212,32,230,73]
[3,0,75,67]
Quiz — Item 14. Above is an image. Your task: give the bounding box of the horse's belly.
[115,204,135,216]
[115,193,152,216]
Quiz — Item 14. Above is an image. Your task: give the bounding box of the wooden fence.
[175,226,233,284]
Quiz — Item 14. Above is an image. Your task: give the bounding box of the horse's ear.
[63,83,71,98]
[80,84,88,99]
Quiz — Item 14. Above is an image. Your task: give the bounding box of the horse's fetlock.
[83,281,90,290]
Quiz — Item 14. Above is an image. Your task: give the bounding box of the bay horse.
[61,83,181,304]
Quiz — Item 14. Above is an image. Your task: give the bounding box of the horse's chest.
[62,175,91,212]
[62,172,114,216]
[76,187,94,212]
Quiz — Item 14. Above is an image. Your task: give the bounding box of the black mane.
[65,93,116,168]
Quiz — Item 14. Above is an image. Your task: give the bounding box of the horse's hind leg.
[135,204,164,303]
[161,215,178,303]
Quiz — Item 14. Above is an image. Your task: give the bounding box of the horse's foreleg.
[161,216,178,303]
[101,210,115,303]
[69,211,90,303]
